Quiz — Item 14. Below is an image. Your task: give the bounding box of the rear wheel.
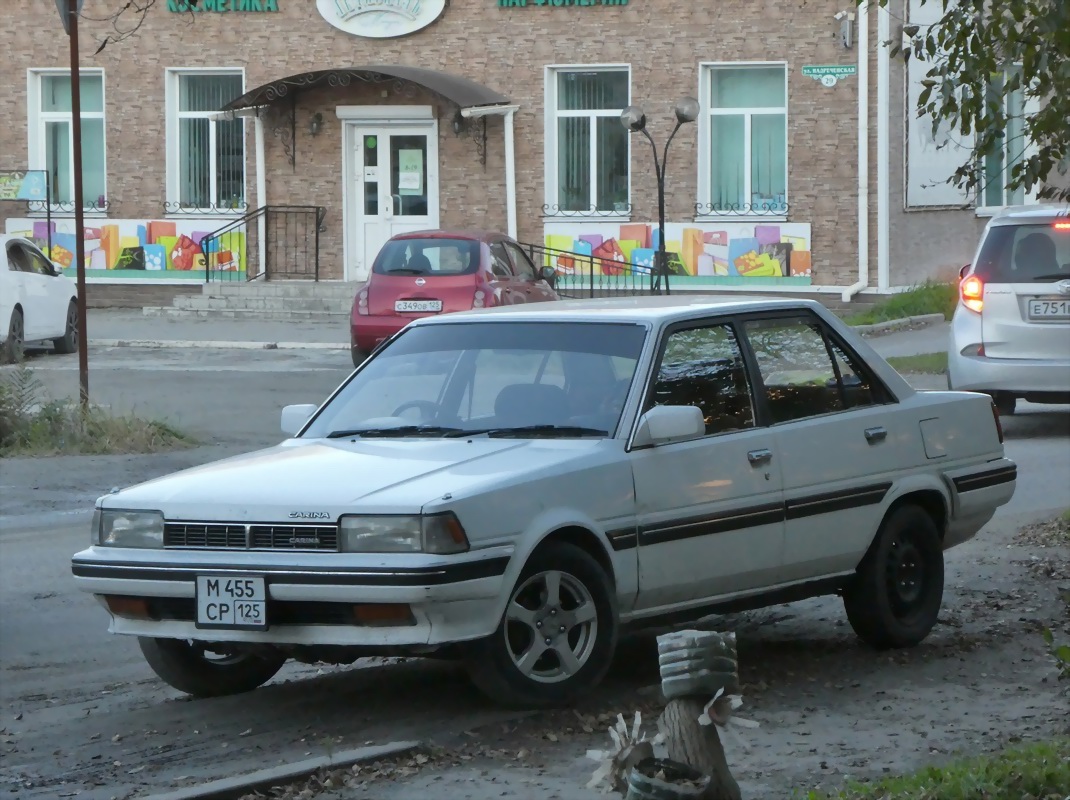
[351,348,370,368]
[53,300,78,354]
[138,637,286,698]
[843,504,944,649]
[4,308,24,363]
[466,542,617,707]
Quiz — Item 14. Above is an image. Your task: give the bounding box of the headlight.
[99,510,164,548]
[339,513,469,554]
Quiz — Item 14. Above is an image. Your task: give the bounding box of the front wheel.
[138,637,286,698]
[465,542,618,708]
[53,300,78,354]
[843,504,944,649]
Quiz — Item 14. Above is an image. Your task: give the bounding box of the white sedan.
[71,296,1016,706]
[0,234,79,361]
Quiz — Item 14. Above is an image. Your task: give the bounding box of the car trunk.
[975,222,1070,360]
[366,272,477,317]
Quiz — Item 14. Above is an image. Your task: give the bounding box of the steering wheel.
[391,399,441,421]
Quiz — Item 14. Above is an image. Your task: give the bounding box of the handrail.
[519,241,675,298]
[201,205,326,282]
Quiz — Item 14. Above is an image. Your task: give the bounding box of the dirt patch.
[240,512,1070,800]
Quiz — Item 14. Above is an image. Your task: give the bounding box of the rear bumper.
[942,458,1017,548]
[947,350,1070,395]
[350,315,410,352]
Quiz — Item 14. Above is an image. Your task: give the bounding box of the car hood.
[101,437,604,521]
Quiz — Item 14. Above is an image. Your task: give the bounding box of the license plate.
[1027,299,1070,320]
[195,575,267,631]
[395,299,442,313]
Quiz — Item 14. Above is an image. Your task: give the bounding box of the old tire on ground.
[53,300,78,354]
[843,504,944,649]
[465,542,618,708]
[5,308,24,363]
[138,637,286,698]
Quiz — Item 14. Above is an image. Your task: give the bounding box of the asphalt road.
[0,344,1067,799]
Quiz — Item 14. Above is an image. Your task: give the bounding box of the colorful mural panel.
[543,221,813,285]
[4,217,247,280]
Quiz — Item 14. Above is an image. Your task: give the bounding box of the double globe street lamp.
[620,96,700,294]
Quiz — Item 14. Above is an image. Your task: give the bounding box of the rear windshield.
[974,222,1070,282]
[373,238,480,277]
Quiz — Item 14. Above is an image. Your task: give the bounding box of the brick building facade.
[0,0,1039,298]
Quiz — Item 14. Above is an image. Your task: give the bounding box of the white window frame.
[696,61,789,221]
[165,68,247,216]
[975,65,1040,217]
[25,68,108,217]
[543,64,631,220]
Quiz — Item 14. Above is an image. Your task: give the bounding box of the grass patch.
[845,281,958,326]
[886,352,950,374]
[0,361,194,457]
[799,738,1070,799]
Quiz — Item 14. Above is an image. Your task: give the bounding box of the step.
[142,306,349,321]
[210,281,359,299]
[173,295,352,312]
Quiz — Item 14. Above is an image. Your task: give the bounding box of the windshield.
[372,238,480,276]
[302,322,648,439]
[974,222,1070,282]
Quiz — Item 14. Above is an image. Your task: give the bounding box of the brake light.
[960,275,984,313]
[1054,222,1070,230]
[990,399,1004,443]
[356,287,369,316]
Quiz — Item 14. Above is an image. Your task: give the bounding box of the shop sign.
[317,0,446,38]
[0,171,48,202]
[168,0,279,10]
[801,64,857,87]
[498,0,628,5]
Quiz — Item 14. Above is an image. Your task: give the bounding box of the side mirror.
[281,403,318,436]
[539,265,557,285]
[633,405,705,447]
[959,264,971,280]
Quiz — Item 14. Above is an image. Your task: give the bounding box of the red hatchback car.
[350,229,560,366]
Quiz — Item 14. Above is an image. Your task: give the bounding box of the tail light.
[990,399,1004,443]
[356,287,369,316]
[1054,222,1070,230]
[960,275,984,314]
[473,289,486,308]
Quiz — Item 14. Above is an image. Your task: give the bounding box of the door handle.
[747,448,773,465]
[864,426,888,444]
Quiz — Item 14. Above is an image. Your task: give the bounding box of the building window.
[981,67,1027,209]
[701,64,787,215]
[547,68,630,215]
[28,71,107,211]
[167,71,245,212]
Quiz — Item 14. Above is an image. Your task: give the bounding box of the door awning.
[222,66,510,113]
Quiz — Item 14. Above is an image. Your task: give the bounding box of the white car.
[948,204,1070,414]
[71,296,1016,706]
[0,234,79,362]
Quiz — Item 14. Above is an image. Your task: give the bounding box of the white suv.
[948,205,1070,414]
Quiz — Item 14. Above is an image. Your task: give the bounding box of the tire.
[4,308,24,363]
[843,504,944,649]
[351,348,370,369]
[53,301,78,354]
[465,542,618,708]
[138,637,286,698]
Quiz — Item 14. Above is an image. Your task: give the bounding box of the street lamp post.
[620,97,699,295]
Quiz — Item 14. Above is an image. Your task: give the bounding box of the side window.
[827,337,887,408]
[489,243,514,279]
[504,242,536,280]
[649,324,756,436]
[6,245,29,272]
[743,316,845,423]
[24,247,55,276]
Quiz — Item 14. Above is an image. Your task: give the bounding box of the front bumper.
[71,546,512,647]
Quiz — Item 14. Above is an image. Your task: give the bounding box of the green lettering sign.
[168,0,278,11]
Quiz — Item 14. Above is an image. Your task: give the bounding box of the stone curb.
[90,339,349,351]
[139,740,420,800]
[853,312,947,336]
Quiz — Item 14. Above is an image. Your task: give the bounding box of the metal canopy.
[222,65,510,112]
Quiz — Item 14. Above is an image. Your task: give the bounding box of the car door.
[630,319,786,611]
[504,241,557,302]
[23,243,71,337]
[6,242,54,340]
[488,240,523,305]
[738,311,912,583]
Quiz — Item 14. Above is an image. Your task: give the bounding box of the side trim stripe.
[606,527,639,552]
[952,465,1017,493]
[784,482,892,521]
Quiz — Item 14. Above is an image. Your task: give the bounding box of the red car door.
[488,240,523,305]
[504,240,558,302]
